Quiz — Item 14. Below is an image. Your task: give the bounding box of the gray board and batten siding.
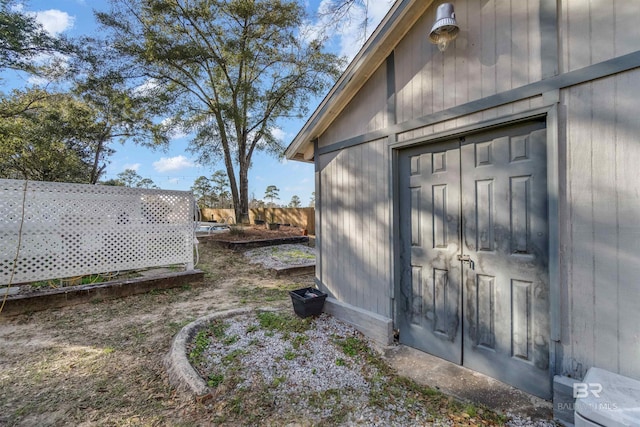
[303,0,640,402]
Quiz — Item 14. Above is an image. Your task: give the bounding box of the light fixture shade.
[429,3,459,52]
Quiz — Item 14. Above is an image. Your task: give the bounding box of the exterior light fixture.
[429,3,459,52]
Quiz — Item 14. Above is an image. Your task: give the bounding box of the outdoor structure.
[1,179,196,286]
[285,0,640,418]
[200,207,316,235]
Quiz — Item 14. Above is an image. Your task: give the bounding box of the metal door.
[397,122,550,398]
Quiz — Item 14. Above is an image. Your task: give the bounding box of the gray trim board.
[546,102,561,392]
[390,141,401,326]
[553,375,579,425]
[546,102,561,344]
[389,107,550,151]
[322,297,394,346]
[313,138,321,284]
[540,0,559,79]
[386,50,398,319]
[386,133,397,320]
[386,52,396,127]
[317,51,640,156]
[317,128,392,156]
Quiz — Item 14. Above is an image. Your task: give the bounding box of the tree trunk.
[226,167,241,224]
[238,158,250,224]
[214,110,243,223]
[89,138,105,184]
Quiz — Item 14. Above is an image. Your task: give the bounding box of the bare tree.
[316,0,394,49]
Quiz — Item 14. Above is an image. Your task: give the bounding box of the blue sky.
[6,0,393,206]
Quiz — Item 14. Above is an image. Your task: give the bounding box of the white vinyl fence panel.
[0,179,195,286]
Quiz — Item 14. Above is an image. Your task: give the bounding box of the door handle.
[457,254,475,270]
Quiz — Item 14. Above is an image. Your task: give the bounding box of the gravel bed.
[244,244,315,269]
[189,312,557,426]
[193,312,451,425]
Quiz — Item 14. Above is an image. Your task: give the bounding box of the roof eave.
[285,0,433,162]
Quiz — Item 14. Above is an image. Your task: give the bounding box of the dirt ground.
[0,239,510,426]
[0,242,314,426]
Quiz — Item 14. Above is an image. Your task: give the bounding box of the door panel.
[398,123,550,399]
[398,141,462,364]
[461,128,550,398]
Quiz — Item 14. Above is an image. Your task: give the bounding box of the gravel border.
[184,310,454,426]
[167,308,557,426]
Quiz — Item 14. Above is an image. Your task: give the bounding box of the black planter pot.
[289,287,327,318]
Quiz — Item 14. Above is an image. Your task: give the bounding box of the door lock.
[457,254,475,270]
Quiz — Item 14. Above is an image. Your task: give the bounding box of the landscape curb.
[200,235,309,251]
[271,263,315,277]
[165,306,279,397]
[1,270,204,316]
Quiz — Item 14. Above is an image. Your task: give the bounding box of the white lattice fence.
[0,179,195,286]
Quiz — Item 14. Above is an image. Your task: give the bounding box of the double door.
[397,122,550,398]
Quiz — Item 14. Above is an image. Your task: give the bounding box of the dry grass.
[0,243,307,426]
[0,242,506,426]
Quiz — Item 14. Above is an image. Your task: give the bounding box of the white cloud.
[123,163,141,171]
[161,117,188,140]
[153,155,194,173]
[134,78,160,96]
[33,10,75,36]
[15,9,75,74]
[271,127,286,142]
[302,1,394,61]
[27,75,48,86]
[367,2,394,31]
[10,3,24,13]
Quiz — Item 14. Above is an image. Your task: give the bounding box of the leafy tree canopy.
[289,194,301,208]
[191,175,214,208]
[264,184,279,204]
[0,88,111,183]
[112,168,158,188]
[70,40,173,148]
[191,171,231,209]
[96,0,343,221]
[0,0,73,74]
